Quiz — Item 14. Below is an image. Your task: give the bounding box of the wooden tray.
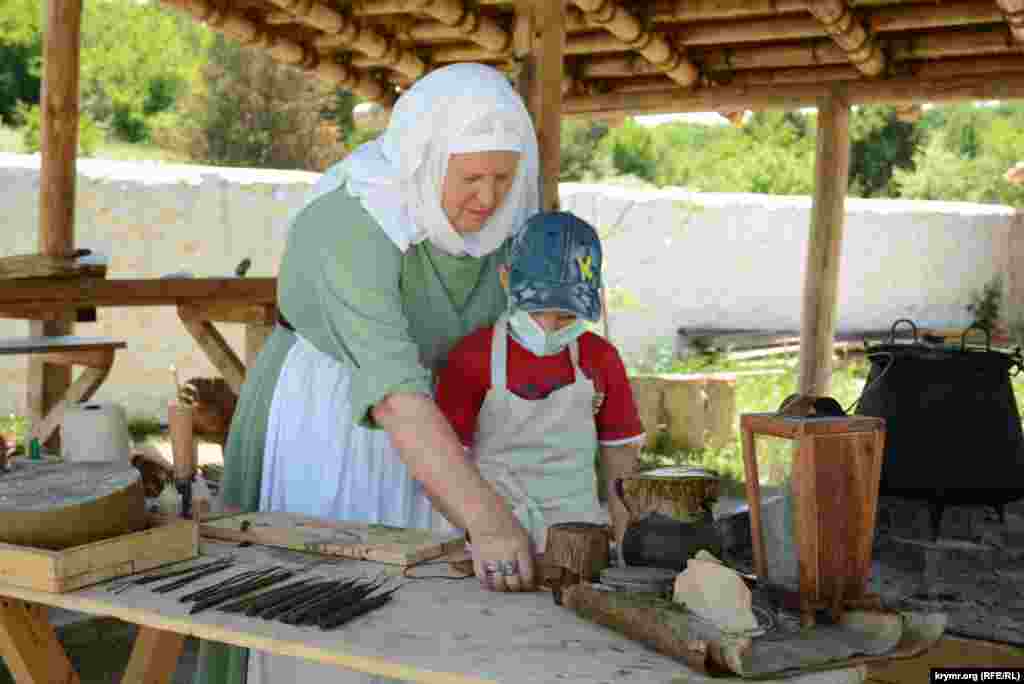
[0,518,198,593]
[198,511,464,567]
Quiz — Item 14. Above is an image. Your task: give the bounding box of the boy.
[436,211,644,554]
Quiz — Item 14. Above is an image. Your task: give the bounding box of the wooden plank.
[0,254,106,281]
[198,512,464,567]
[868,636,1024,683]
[741,425,768,580]
[799,91,850,395]
[178,317,246,395]
[0,520,198,594]
[0,277,276,309]
[742,414,885,437]
[122,626,186,684]
[0,540,838,684]
[0,336,125,355]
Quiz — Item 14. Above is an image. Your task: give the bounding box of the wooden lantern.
[739,413,885,626]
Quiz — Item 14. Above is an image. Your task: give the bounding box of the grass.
[0,123,188,163]
[632,348,1024,499]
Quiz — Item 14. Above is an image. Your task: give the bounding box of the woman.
[195,63,541,684]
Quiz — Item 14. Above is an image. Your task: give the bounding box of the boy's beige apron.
[473,314,607,552]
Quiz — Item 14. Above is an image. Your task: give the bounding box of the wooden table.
[0,541,867,684]
[0,277,277,397]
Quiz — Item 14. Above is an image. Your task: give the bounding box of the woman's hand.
[469,517,536,592]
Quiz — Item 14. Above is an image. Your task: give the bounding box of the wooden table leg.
[0,599,80,684]
[122,626,185,684]
[177,308,246,396]
[29,349,115,447]
[740,425,767,580]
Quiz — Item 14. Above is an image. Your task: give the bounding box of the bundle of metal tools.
[106,557,403,630]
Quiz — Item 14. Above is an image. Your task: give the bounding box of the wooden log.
[704,379,736,449]
[409,0,511,52]
[544,522,609,604]
[799,92,850,395]
[0,461,147,550]
[270,0,427,79]
[867,0,1002,33]
[572,0,699,87]
[562,67,1024,115]
[628,376,665,451]
[158,0,396,105]
[0,254,105,281]
[994,0,1024,42]
[806,0,885,76]
[561,584,724,672]
[662,378,707,450]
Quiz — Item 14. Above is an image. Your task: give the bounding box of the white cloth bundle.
[61,402,132,464]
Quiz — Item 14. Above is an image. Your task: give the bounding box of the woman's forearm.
[372,392,512,534]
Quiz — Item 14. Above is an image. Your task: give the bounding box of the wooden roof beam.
[270,0,427,80]
[564,61,1024,115]
[570,0,699,87]
[993,0,1024,42]
[806,0,885,76]
[159,0,395,105]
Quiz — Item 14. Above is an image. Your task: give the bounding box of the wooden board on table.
[198,512,464,567]
[0,253,106,280]
[0,518,198,593]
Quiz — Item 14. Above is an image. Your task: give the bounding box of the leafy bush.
[17,103,102,157]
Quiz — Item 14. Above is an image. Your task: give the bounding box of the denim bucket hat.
[508,211,603,321]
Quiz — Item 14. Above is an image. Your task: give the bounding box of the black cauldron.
[854,320,1024,535]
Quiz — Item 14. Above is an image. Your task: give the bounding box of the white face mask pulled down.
[508,309,587,357]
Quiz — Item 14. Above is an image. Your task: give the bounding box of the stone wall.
[1,153,1019,419]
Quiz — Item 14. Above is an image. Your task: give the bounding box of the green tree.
[848,106,919,198]
[594,117,657,181]
[160,35,358,170]
[559,117,610,181]
[0,0,42,123]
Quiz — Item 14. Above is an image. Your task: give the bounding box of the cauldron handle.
[960,324,992,352]
[889,319,919,344]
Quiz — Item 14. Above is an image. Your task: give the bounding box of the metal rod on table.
[319,585,404,631]
[189,569,298,615]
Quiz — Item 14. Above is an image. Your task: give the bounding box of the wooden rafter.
[806,0,885,76]
[159,0,395,105]
[563,65,1024,115]
[993,0,1024,41]
[268,0,427,80]
[570,0,700,86]
[408,0,512,53]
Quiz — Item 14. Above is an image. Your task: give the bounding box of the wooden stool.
[0,335,126,445]
[740,413,885,626]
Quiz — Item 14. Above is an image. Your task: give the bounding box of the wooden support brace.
[177,307,247,395]
[29,359,115,446]
[178,302,276,326]
[806,0,886,76]
[0,599,80,684]
[571,0,700,87]
[122,627,186,684]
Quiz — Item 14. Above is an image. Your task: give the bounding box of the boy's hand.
[470,517,536,592]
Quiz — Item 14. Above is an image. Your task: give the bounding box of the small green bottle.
[28,437,41,460]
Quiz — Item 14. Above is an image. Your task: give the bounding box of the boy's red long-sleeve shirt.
[435,325,645,448]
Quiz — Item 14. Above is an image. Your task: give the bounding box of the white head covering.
[318,63,540,257]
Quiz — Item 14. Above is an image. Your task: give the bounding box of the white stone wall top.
[559,182,1018,217]
[0,153,321,187]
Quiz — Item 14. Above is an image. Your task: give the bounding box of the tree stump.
[544,522,609,605]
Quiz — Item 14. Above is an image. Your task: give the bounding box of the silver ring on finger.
[498,560,519,576]
[483,561,499,576]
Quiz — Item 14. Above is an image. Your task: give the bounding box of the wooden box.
[0,518,198,593]
[740,413,885,626]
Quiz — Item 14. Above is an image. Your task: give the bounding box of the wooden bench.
[0,335,126,445]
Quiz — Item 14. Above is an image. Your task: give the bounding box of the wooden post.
[31,0,83,449]
[514,0,565,211]
[798,92,850,395]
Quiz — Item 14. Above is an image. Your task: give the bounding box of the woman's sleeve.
[281,191,433,428]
